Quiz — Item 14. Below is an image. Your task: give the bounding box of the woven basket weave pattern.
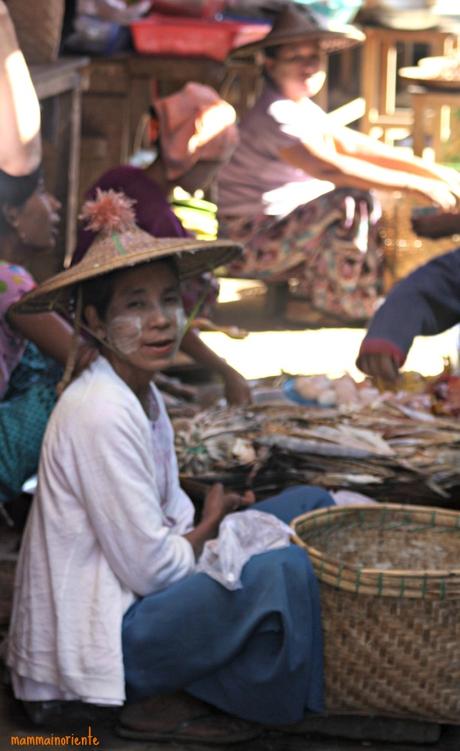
[379,191,458,289]
[293,504,460,723]
[6,0,64,64]
[321,589,460,721]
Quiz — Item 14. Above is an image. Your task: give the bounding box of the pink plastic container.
[130,14,270,61]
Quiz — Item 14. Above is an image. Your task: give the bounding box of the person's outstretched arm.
[0,1,41,176]
[333,125,460,192]
[280,137,458,210]
[357,247,460,381]
[180,328,251,406]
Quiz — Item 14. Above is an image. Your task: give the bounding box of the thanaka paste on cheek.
[106,303,186,357]
[173,306,187,355]
[106,314,143,355]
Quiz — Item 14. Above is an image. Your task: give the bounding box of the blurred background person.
[217,5,460,323]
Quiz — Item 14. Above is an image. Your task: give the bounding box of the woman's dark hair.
[264,45,282,59]
[80,269,118,324]
[80,257,180,326]
[0,165,43,236]
[262,45,285,90]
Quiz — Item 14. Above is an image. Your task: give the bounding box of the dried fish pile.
[173,402,460,506]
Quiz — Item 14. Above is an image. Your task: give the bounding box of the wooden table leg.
[361,31,378,133]
[411,92,426,157]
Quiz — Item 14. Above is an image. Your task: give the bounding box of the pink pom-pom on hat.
[79,188,137,234]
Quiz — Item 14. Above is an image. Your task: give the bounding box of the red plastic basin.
[130,14,270,61]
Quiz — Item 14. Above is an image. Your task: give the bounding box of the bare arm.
[7,309,76,365]
[279,138,458,210]
[180,328,251,405]
[0,1,41,175]
[333,126,460,189]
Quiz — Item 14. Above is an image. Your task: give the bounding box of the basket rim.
[291,503,460,599]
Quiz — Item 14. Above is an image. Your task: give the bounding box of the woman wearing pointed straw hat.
[74,81,250,406]
[7,190,335,741]
[217,5,460,323]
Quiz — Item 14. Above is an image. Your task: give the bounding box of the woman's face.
[89,262,185,376]
[7,184,61,248]
[264,42,326,101]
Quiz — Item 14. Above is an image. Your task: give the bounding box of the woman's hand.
[184,483,255,557]
[357,352,400,384]
[413,179,458,211]
[435,164,460,193]
[202,483,255,524]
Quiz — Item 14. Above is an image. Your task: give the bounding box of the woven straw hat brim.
[230,25,365,58]
[13,235,241,315]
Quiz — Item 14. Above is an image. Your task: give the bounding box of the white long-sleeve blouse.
[8,355,195,705]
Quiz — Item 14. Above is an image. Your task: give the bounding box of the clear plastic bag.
[196,509,292,590]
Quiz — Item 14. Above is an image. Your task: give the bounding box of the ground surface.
[207,280,458,381]
[1,685,460,751]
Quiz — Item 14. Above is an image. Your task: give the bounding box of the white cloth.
[7,356,195,705]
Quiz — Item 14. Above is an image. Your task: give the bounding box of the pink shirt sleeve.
[0,262,35,399]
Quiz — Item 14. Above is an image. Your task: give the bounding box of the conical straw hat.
[13,190,242,315]
[230,4,365,58]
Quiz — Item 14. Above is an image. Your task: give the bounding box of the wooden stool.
[361,25,459,143]
[409,84,460,160]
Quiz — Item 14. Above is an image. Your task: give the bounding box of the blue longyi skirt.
[122,485,334,725]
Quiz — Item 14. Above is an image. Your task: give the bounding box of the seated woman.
[7,191,335,742]
[217,5,460,322]
[0,1,87,505]
[74,82,249,405]
[0,175,69,504]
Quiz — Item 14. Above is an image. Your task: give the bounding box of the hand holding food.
[357,352,400,384]
[202,483,255,523]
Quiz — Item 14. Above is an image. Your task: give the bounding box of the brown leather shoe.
[116,692,261,744]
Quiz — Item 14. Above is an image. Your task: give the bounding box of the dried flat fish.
[313,473,384,485]
[257,434,378,459]
[173,398,460,507]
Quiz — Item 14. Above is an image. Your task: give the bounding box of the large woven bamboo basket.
[292,504,460,723]
[6,0,65,64]
[378,191,460,292]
